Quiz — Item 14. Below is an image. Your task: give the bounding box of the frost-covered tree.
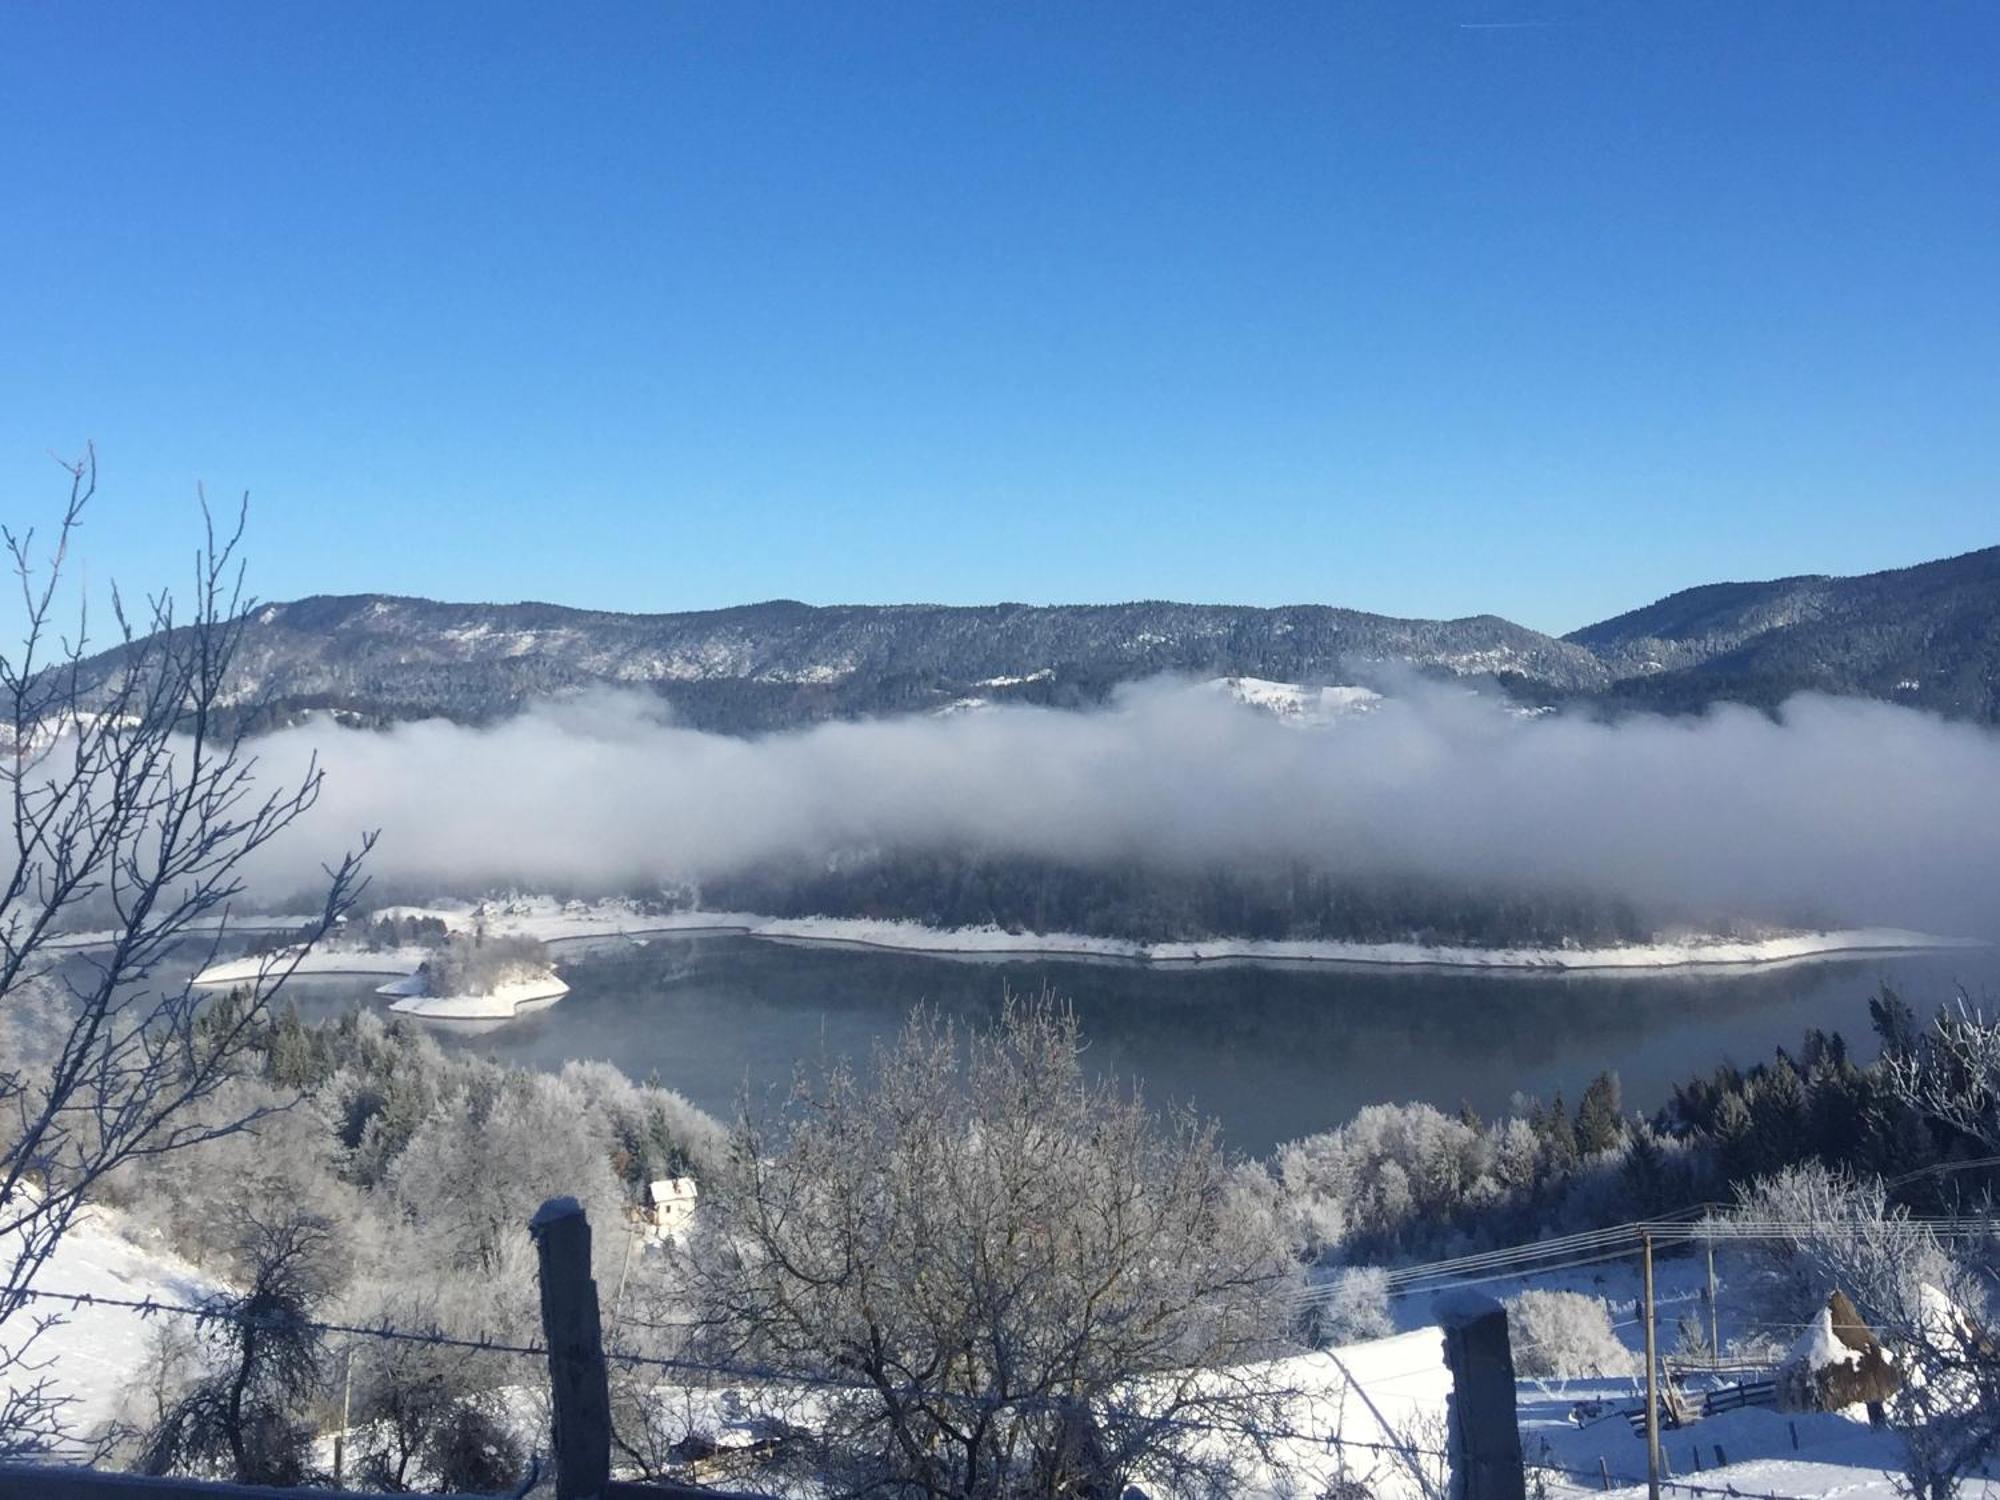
[1504,1291,1633,1380]
[1882,997,2000,1158]
[0,456,369,1456]
[139,1211,339,1485]
[419,932,550,998]
[1727,1164,2000,1500]
[674,997,1302,1499]
[346,1316,523,1494]
[1307,1266,1394,1347]
[1575,1073,1625,1157]
[387,1068,628,1299]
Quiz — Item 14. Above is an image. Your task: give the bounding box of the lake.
[283,933,2000,1157]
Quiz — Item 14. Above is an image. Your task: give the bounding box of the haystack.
[1779,1289,1902,1413]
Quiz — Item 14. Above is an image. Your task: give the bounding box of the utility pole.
[1706,1238,1720,1367]
[1643,1232,1662,1500]
[532,1196,612,1500]
[332,1343,354,1486]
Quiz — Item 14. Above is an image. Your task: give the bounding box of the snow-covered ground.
[0,1210,1943,1500]
[1521,1379,1906,1500]
[0,1207,219,1451]
[377,898,763,945]
[1388,1247,1917,1500]
[1228,1329,1454,1500]
[191,944,434,986]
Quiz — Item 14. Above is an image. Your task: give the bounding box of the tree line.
[709,849,1658,948]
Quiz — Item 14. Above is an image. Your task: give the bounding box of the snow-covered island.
[375,932,569,1021]
[190,914,569,1022]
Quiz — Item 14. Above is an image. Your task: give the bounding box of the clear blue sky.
[2,2,1995,634]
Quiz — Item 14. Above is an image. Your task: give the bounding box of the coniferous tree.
[1621,1126,1670,1215]
[1541,1091,1581,1177]
[1748,1064,1810,1179]
[1870,986,1921,1059]
[1712,1092,1756,1186]
[1576,1073,1625,1156]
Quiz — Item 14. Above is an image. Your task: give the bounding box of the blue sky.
[1,1,1994,635]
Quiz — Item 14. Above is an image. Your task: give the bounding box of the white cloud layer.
[239,683,2000,937]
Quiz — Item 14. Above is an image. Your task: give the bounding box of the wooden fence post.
[532,1196,613,1500]
[1439,1292,1526,1500]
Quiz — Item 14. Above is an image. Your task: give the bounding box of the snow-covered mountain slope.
[58,541,2000,732]
[1208,675,1383,724]
[66,595,1610,734]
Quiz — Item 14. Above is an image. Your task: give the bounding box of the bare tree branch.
[0,451,371,1457]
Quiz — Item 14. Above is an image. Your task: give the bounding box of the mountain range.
[80,543,2000,733]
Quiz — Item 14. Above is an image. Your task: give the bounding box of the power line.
[1289,1213,1996,1312]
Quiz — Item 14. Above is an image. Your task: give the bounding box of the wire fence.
[6,1274,1916,1500]
[13,1192,1996,1500]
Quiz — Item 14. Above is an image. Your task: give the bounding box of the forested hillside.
[61,543,2000,732]
[70,594,1604,734]
[1571,545,2000,720]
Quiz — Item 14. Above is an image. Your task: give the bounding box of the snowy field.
[1229,1330,1454,1500]
[0,1208,218,1451]
[1521,1381,1907,1500]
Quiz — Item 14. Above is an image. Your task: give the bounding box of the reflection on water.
[279,935,2000,1156]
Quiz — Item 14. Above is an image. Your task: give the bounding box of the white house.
[645,1176,699,1239]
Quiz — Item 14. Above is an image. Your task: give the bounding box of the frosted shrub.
[1312,1266,1394,1346]
[1505,1290,1633,1379]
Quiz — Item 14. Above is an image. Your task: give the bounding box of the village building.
[645,1176,700,1240]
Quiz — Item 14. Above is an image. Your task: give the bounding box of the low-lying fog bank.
[216,680,2000,944]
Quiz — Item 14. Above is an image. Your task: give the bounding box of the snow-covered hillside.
[1208,674,1384,725]
[0,1209,219,1451]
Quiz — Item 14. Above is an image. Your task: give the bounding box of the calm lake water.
[283,933,2000,1157]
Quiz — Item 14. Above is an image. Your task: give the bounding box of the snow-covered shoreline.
[182,896,1986,984]
[191,945,435,986]
[723,916,1985,972]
